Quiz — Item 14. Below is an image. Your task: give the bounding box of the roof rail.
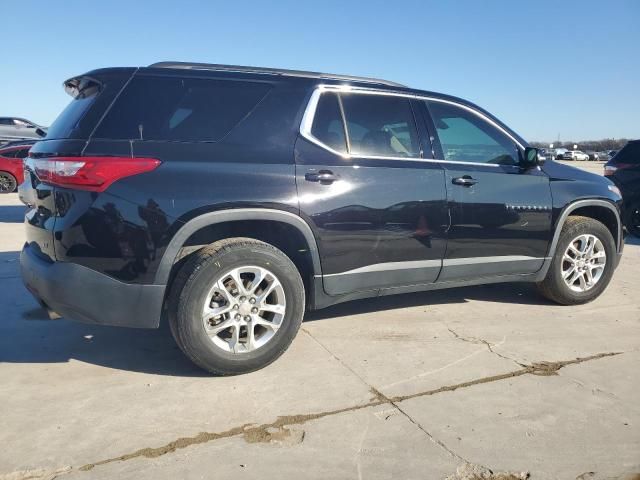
[148,61,406,88]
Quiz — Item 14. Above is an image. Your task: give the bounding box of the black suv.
[20,62,624,375]
[605,140,639,236]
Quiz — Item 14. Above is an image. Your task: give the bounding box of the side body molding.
[153,208,322,285]
[537,198,622,280]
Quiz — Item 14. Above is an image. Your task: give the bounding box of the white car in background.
[565,150,589,161]
[0,117,47,145]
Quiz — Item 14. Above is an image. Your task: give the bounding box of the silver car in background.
[0,117,46,145]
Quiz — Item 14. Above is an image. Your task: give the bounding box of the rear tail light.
[27,156,161,191]
[604,163,633,176]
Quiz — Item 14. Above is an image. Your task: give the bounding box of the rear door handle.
[305,170,338,184]
[452,175,478,187]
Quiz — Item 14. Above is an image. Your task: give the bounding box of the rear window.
[94,76,271,142]
[613,142,640,164]
[46,78,100,139]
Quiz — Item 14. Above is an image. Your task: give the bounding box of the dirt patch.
[446,463,529,480]
[244,425,305,445]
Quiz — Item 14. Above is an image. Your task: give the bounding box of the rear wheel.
[537,216,616,305]
[168,237,305,375]
[625,201,640,237]
[0,171,17,193]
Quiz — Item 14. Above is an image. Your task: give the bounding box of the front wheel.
[625,201,640,237]
[168,237,305,375]
[537,216,616,305]
[0,171,17,193]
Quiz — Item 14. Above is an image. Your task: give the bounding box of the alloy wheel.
[561,234,607,292]
[0,173,16,193]
[201,266,286,354]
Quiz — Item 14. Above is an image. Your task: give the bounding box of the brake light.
[29,156,161,191]
[604,163,633,176]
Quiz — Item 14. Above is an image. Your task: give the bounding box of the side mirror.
[35,127,47,138]
[521,147,543,168]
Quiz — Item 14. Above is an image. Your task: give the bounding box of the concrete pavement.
[1,161,638,480]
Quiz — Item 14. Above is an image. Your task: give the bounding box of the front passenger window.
[426,101,519,165]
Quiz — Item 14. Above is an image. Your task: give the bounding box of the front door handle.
[305,170,338,184]
[452,175,478,187]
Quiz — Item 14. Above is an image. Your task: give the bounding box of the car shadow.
[304,281,554,322]
[0,204,27,223]
[1,250,209,377]
[625,234,640,246]
[0,249,561,377]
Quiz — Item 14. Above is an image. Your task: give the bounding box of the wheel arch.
[538,198,622,279]
[154,209,322,290]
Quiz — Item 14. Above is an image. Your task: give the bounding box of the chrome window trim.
[299,84,525,168]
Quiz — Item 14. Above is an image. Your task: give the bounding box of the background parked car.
[0,142,33,193]
[605,140,640,237]
[554,148,568,160]
[564,150,590,161]
[0,117,47,145]
[586,151,600,161]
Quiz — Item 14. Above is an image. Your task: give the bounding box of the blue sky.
[3,0,638,141]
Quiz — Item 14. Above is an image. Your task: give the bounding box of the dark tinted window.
[0,150,16,158]
[613,142,640,164]
[0,118,13,125]
[426,101,519,165]
[46,81,100,139]
[311,93,347,153]
[95,76,271,142]
[341,94,419,158]
[14,147,30,158]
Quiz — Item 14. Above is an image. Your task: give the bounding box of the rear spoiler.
[63,75,101,99]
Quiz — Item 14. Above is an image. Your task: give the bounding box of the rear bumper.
[20,243,166,328]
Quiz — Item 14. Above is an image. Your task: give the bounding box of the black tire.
[0,171,17,193]
[624,201,640,238]
[537,216,616,305]
[167,237,305,375]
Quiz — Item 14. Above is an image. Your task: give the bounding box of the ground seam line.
[301,327,471,463]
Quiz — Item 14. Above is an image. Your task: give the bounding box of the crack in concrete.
[78,401,385,472]
[374,386,470,463]
[302,328,471,463]
[447,327,527,368]
[389,352,621,403]
[20,350,620,478]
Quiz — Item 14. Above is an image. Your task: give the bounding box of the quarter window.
[311,93,347,153]
[426,101,519,165]
[95,76,271,142]
[14,148,30,158]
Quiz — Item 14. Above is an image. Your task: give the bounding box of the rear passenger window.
[311,93,347,153]
[95,76,271,142]
[341,94,419,158]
